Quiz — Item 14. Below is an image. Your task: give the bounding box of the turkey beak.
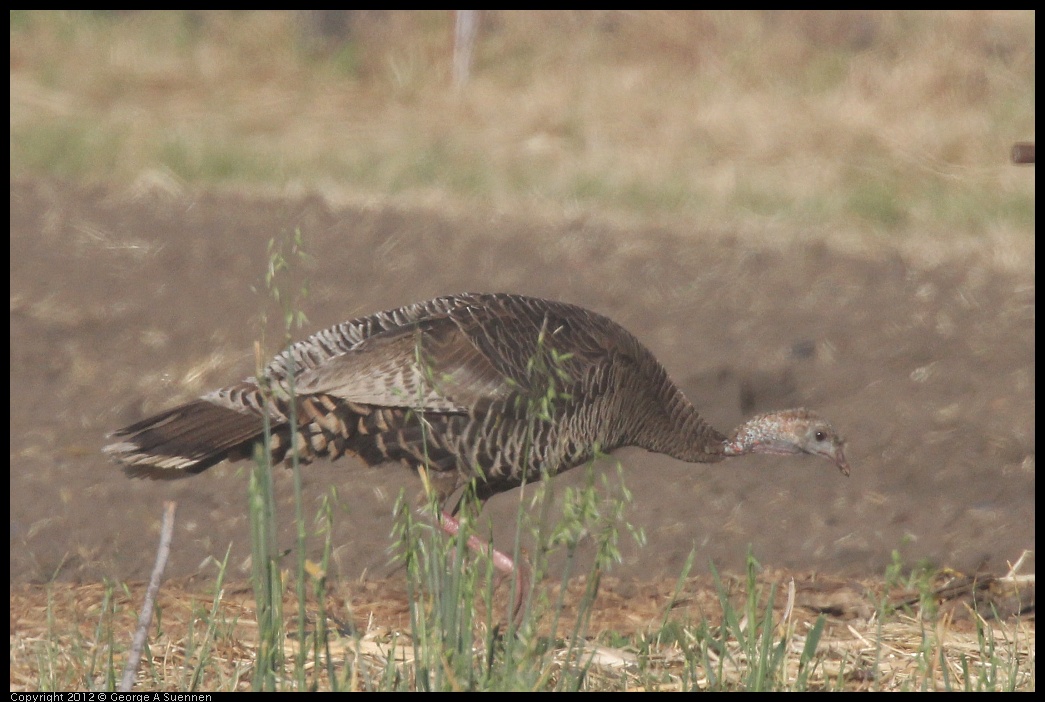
[834,447,850,477]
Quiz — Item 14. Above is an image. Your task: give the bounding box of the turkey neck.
[607,347,729,464]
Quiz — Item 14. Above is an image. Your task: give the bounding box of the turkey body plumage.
[105,292,849,510]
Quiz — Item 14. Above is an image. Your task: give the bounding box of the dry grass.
[9,11,1035,263]
[10,563,1033,691]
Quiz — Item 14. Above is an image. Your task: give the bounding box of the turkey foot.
[438,510,530,625]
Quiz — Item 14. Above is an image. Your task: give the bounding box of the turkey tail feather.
[104,399,265,474]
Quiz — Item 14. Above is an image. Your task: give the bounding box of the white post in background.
[454,10,479,89]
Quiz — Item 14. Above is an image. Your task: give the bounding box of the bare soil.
[9,177,1034,599]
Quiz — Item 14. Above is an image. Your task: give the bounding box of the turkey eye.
[815,431,827,441]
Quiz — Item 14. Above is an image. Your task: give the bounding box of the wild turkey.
[105,292,849,611]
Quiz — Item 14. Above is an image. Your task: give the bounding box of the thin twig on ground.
[119,500,177,692]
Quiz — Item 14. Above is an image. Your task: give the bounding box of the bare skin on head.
[721,408,850,477]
